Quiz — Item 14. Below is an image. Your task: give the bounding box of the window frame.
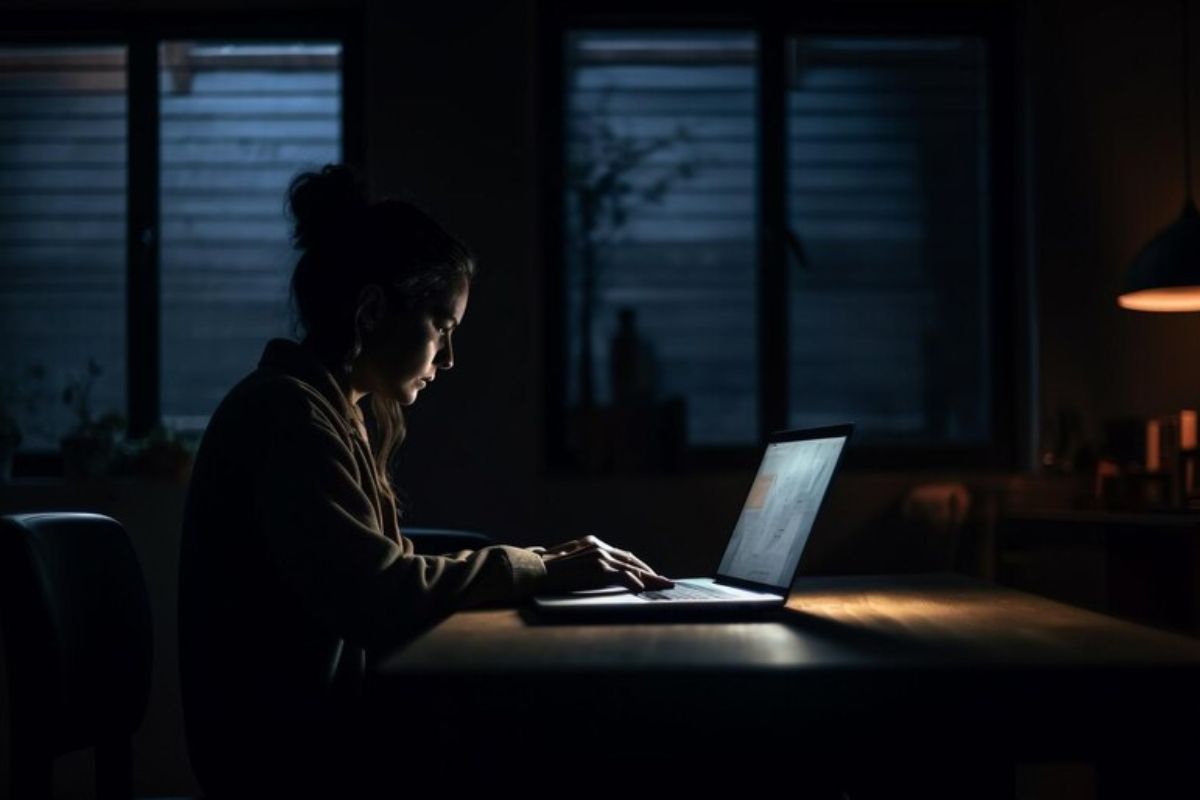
[3,8,365,478]
[539,1,1027,473]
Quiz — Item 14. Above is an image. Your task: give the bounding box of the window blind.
[0,46,128,449]
[786,36,990,443]
[565,30,759,446]
[159,41,342,431]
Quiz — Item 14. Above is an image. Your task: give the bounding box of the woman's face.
[357,276,469,406]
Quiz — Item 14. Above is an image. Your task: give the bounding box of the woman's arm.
[253,406,546,650]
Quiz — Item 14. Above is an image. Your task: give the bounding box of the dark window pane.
[0,46,128,450]
[564,30,759,446]
[786,36,990,443]
[159,41,341,431]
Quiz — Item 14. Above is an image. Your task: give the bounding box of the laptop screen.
[716,433,847,589]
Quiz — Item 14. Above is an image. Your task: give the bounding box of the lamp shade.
[1118,202,1200,311]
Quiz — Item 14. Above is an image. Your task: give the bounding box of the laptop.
[529,423,853,621]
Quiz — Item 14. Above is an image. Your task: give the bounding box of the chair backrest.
[0,512,153,799]
[900,482,972,571]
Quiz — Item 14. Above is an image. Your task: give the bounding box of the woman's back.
[179,339,380,794]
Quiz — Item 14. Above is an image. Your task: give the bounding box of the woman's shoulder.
[213,368,348,437]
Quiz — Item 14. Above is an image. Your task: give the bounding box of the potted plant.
[0,363,49,483]
[60,358,126,480]
[114,424,197,485]
[567,85,701,409]
[565,88,705,474]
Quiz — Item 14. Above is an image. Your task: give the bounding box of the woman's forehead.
[417,275,469,320]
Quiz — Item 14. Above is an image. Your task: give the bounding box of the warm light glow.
[1118,286,1200,311]
[788,591,979,623]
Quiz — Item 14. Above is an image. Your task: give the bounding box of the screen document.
[716,435,846,588]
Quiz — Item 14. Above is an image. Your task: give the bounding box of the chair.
[402,526,495,555]
[899,482,972,572]
[0,512,153,800]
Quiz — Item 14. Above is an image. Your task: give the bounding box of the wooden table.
[367,574,1200,797]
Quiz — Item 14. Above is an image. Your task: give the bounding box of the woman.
[178,164,672,797]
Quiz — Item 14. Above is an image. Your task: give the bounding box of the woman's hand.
[538,535,674,594]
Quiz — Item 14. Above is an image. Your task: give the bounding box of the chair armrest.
[402,527,496,555]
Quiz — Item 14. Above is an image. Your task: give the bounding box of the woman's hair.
[285,163,476,515]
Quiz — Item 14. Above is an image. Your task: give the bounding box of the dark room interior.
[2,0,1200,797]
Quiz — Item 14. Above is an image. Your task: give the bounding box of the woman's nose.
[437,340,455,370]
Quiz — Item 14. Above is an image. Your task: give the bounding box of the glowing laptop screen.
[717,435,846,588]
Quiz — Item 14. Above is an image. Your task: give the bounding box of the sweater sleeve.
[253,404,546,649]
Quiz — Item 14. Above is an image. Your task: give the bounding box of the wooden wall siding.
[0,47,128,449]
[785,36,989,443]
[565,31,759,446]
[159,48,341,428]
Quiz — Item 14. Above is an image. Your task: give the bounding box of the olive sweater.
[178,338,546,794]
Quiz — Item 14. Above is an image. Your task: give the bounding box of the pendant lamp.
[1119,0,1200,312]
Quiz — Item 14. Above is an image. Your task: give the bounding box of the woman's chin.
[384,378,426,406]
[374,385,418,406]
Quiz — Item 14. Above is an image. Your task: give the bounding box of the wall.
[1032,0,1200,446]
[389,0,1200,548]
[370,0,1026,567]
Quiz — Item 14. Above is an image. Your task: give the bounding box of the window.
[563,30,759,446]
[785,36,991,443]
[548,8,1017,470]
[0,16,357,472]
[0,45,128,450]
[159,42,342,431]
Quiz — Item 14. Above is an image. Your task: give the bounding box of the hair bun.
[287,163,368,253]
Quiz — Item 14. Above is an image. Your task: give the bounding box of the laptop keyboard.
[637,583,736,601]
